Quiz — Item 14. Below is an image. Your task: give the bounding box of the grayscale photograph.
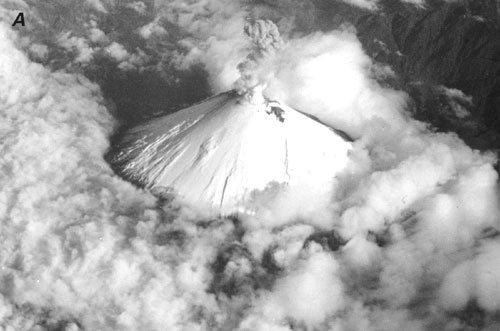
[1,0,500,330]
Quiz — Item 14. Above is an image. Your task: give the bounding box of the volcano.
[111,91,352,215]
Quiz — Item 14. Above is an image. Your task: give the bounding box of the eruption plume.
[234,19,283,102]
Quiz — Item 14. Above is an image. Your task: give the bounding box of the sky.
[1,0,500,331]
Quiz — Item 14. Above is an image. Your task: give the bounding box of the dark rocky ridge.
[310,0,500,150]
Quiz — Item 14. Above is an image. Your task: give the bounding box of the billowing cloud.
[0,22,214,330]
[335,0,379,10]
[57,31,95,64]
[86,0,108,13]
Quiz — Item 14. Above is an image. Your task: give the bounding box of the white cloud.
[88,24,108,44]
[138,20,167,39]
[400,0,427,7]
[335,0,379,10]
[0,22,220,330]
[127,1,147,14]
[57,31,94,64]
[440,241,500,312]
[245,247,344,328]
[105,41,129,62]
[437,85,473,118]
[86,0,107,13]
[270,249,344,325]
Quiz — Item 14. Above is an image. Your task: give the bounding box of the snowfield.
[113,91,352,215]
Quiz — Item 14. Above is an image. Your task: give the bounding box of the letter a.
[12,12,25,27]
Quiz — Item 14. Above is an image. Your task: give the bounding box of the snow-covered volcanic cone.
[110,20,352,214]
[111,90,352,214]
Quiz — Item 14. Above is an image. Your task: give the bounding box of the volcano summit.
[111,91,352,215]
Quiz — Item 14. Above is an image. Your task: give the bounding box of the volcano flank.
[111,91,352,214]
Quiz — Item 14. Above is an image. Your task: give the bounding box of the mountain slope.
[111,91,352,214]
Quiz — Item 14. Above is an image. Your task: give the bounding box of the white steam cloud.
[1,1,500,330]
